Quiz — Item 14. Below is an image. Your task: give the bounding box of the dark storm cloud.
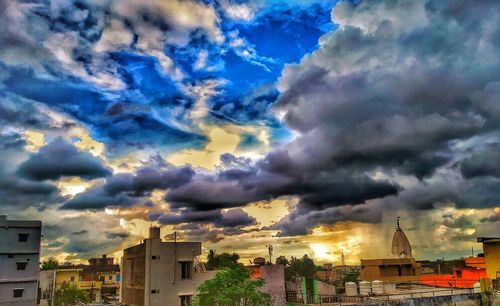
[481,212,500,223]
[0,132,64,210]
[61,165,194,210]
[17,138,111,181]
[152,207,256,228]
[60,185,135,210]
[265,0,500,233]
[105,232,130,239]
[270,202,384,236]
[461,144,500,178]
[213,208,257,228]
[104,166,195,196]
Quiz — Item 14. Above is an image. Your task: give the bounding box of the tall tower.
[391,217,413,258]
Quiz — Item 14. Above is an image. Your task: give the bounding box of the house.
[38,255,120,305]
[249,262,286,306]
[0,215,41,306]
[121,227,216,306]
[477,237,500,289]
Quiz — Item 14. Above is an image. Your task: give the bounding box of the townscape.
[1,0,500,305]
[1,215,498,305]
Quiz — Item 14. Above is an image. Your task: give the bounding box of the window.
[151,289,160,294]
[18,233,29,242]
[109,275,112,280]
[13,289,24,298]
[180,295,192,306]
[16,262,27,270]
[152,255,160,260]
[180,261,192,279]
[8,254,14,258]
[42,293,51,299]
[70,276,75,282]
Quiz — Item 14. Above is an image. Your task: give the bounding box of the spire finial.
[397,216,400,229]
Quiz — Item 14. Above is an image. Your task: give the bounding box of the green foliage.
[342,272,359,283]
[206,249,240,270]
[278,254,318,281]
[192,266,271,306]
[40,257,60,270]
[275,255,289,266]
[54,282,90,306]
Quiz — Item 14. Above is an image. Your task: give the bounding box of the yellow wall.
[55,269,81,288]
[483,243,500,280]
[98,271,120,287]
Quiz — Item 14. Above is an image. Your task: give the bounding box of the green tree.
[54,282,90,306]
[275,255,289,266]
[342,272,359,283]
[192,266,271,306]
[206,250,240,270]
[282,254,318,281]
[40,257,60,270]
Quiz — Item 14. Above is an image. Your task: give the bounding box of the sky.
[0,0,499,265]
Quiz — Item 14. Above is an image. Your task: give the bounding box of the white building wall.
[0,216,41,306]
[147,239,215,306]
[122,228,216,306]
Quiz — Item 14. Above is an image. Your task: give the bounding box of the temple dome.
[391,217,412,258]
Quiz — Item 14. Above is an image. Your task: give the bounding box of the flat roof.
[0,216,41,228]
[477,237,500,243]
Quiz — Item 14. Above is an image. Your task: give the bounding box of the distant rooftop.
[477,237,500,243]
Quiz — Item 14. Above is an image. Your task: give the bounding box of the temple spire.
[391,217,412,258]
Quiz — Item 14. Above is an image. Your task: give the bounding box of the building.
[121,227,216,306]
[477,237,500,283]
[317,264,360,283]
[38,270,55,306]
[0,215,41,306]
[249,261,286,306]
[360,258,422,282]
[360,218,421,282]
[418,258,466,275]
[419,255,487,288]
[38,255,120,305]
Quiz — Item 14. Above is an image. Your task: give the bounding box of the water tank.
[359,281,371,296]
[473,281,481,293]
[371,280,384,294]
[383,282,396,293]
[149,227,160,239]
[345,282,358,296]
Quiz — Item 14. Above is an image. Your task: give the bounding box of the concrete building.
[38,270,55,306]
[477,237,500,282]
[121,227,216,306]
[38,255,120,305]
[0,215,41,306]
[317,264,360,283]
[249,263,286,306]
[360,258,422,282]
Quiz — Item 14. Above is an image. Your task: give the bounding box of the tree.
[54,282,90,306]
[280,254,318,281]
[206,250,240,270]
[192,266,271,306]
[275,256,289,266]
[40,257,60,270]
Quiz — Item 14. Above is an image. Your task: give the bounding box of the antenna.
[268,245,273,264]
[396,216,401,229]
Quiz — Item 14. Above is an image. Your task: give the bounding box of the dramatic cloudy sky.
[1,0,499,264]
